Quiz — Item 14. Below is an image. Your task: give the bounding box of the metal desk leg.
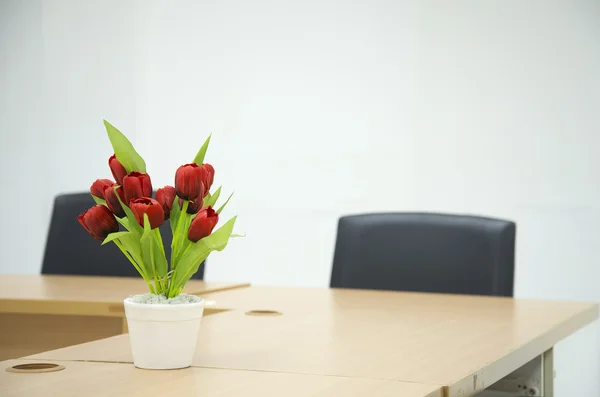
[484,348,554,396]
[541,348,554,397]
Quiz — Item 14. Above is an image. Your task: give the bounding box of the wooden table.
[0,359,442,397]
[24,287,598,397]
[0,275,249,360]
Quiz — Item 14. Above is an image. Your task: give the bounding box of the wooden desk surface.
[27,287,599,397]
[0,359,442,397]
[0,275,249,317]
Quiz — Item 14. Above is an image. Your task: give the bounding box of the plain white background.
[1,1,599,395]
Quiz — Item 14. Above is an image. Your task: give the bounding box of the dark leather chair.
[41,193,205,279]
[330,213,515,296]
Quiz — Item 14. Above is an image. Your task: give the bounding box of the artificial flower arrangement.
[78,120,238,369]
[79,121,237,298]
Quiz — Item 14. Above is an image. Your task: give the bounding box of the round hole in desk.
[245,310,282,316]
[6,363,65,374]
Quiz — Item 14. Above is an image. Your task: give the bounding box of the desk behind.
[0,275,249,360]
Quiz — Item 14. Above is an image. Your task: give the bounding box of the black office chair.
[41,193,205,279]
[330,213,515,296]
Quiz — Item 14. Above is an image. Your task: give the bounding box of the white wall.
[0,0,138,274]
[1,1,599,395]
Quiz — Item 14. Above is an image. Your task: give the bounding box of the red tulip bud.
[78,205,119,241]
[104,186,126,218]
[188,206,218,242]
[130,197,165,229]
[123,172,153,204]
[179,196,204,214]
[108,154,128,185]
[175,163,205,201]
[90,179,115,198]
[156,186,176,220]
[200,163,215,194]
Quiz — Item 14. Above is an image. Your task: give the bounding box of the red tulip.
[179,196,203,214]
[90,179,115,198]
[175,163,205,201]
[108,154,127,185]
[200,163,215,194]
[188,206,218,242]
[156,185,176,219]
[104,185,126,218]
[78,205,119,241]
[123,172,152,204]
[130,197,165,229]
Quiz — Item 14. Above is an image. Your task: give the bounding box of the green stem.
[177,215,193,262]
[114,239,153,293]
[167,278,175,298]
[168,200,189,296]
[172,200,189,270]
[177,202,190,256]
[169,243,174,282]
[152,228,167,294]
[149,235,160,294]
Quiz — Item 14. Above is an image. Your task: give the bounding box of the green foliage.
[104,120,146,173]
[168,216,237,297]
[93,123,239,296]
[217,192,234,214]
[169,196,181,235]
[204,186,221,208]
[193,134,211,165]
[92,196,107,206]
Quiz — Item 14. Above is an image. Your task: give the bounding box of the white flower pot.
[123,298,205,369]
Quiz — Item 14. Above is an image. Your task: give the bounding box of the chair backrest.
[330,213,515,296]
[41,193,205,279]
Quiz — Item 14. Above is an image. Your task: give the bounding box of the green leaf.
[114,186,142,235]
[139,215,170,294]
[140,236,154,285]
[123,205,141,234]
[140,214,155,285]
[172,200,190,265]
[103,120,146,173]
[112,239,148,285]
[116,216,131,230]
[175,215,193,264]
[153,227,166,257]
[112,233,148,281]
[143,213,152,235]
[117,232,143,261]
[216,192,233,214]
[152,228,168,279]
[193,134,211,165]
[169,196,181,235]
[205,186,221,208]
[170,216,237,292]
[92,195,107,206]
[102,231,130,246]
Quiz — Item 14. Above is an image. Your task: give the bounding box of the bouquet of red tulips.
[79,120,237,298]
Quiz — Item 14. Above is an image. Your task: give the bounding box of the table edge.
[446,302,599,397]
[0,282,250,317]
